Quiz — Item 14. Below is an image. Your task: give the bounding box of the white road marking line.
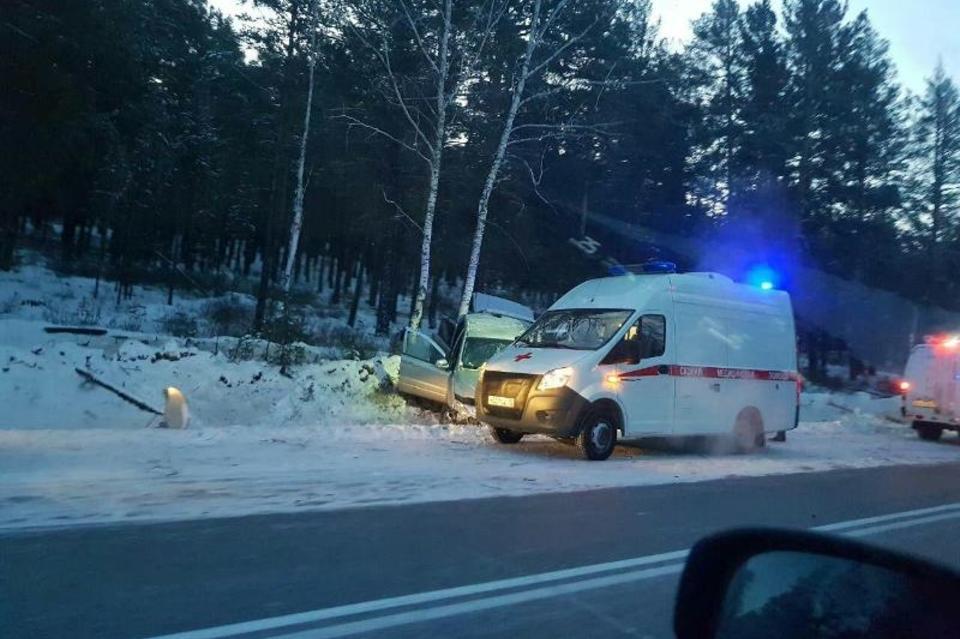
[147,501,960,639]
[812,501,960,533]
[146,549,689,639]
[842,510,960,538]
[274,564,686,639]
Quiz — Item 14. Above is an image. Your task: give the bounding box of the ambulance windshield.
[516,309,633,351]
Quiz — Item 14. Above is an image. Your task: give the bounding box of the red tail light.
[899,380,911,393]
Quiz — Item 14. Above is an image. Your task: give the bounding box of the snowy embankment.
[0,319,416,430]
[2,320,957,531]
[3,396,958,531]
[2,260,959,531]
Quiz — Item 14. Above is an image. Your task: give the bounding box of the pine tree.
[907,62,960,290]
[783,0,848,222]
[735,0,789,189]
[830,11,905,280]
[686,0,745,212]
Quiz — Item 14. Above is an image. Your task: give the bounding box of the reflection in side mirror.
[435,358,450,370]
[675,529,960,639]
[717,551,956,639]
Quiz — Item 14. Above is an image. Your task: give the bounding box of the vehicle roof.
[471,292,534,322]
[550,272,792,313]
[462,312,530,340]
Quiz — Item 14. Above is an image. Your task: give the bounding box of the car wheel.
[734,419,764,453]
[489,426,524,444]
[576,412,617,461]
[915,422,943,441]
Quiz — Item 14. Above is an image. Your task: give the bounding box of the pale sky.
[210,0,958,94]
[652,0,959,94]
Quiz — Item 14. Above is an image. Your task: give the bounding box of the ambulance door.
[611,313,674,436]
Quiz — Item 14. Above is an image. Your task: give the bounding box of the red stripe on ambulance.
[617,365,798,382]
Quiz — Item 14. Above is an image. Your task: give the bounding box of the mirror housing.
[674,528,960,639]
[435,358,450,370]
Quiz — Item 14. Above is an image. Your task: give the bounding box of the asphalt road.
[4,462,960,639]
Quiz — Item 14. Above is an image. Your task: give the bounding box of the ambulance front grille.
[481,372,537,419]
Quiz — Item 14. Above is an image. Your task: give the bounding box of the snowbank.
[0,319,421,430]
[3,396,958,530]
[0,259,391,358]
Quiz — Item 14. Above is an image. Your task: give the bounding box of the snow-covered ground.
[2,257,959,532]
[3,396,959,531]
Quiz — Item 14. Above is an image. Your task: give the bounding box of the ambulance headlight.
[538,367,573,391]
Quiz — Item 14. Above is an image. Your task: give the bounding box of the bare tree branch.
[383,190,424,233]
[334,113,432,163]
[525,15,599,80]
[381,43,437,153]
[485,218,531,271]
[510,150,560,215]
[397,0,440,75]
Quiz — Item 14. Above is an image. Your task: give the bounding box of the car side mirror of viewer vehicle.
[674,528,960,639]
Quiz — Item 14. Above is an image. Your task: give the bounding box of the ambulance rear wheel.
[734,416,765,453]
[915,422,943,441]
[490,426,524,444]
[576,412,617,461]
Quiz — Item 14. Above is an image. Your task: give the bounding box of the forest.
[2,0,959,338]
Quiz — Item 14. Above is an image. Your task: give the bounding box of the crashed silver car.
[397,294,533,413]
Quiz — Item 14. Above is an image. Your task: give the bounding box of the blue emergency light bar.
[616,260,677,275]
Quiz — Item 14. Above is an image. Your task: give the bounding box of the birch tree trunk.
[408,0,452,331]
[457,0,542,319]
[280,21,318,296]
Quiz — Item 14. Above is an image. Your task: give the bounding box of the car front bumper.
[475,372,588,437]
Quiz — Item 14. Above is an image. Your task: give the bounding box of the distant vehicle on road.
[397,293,533,414]
[901,335,960,441]
[477,268,800,460]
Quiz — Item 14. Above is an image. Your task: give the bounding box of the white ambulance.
[901,335,960,441]
[476,270,800,460]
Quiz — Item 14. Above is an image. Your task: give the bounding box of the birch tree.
[279,0,319,295]
[345,0,506,330]
[456,0,604,319]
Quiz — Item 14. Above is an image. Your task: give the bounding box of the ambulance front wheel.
[489,426,524,444]
[915,422,943,441]
[576,412,618,461]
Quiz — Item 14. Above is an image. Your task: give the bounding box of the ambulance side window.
[640,315,666,359]
[602,314,666,365]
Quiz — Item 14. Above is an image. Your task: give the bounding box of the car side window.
[403,330,444,363]
[639,315,666,359]
[451,331,466,366]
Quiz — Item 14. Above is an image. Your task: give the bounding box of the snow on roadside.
[2,394,958,531]
[0,318,423,430]
[0,258,392,357]
[2,256,957,532]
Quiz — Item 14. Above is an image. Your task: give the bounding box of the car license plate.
[488,395,515,408]
[913,399,937,409]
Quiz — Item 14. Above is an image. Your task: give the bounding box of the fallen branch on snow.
[75,368,162,416]
[45,326,108,336]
